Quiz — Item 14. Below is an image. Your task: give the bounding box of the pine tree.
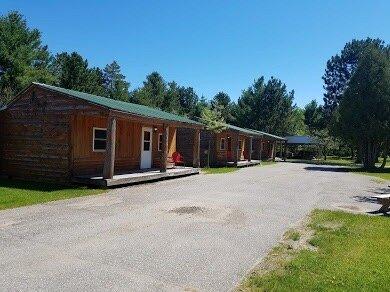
[0,11,54,105]
[103,61,130,101]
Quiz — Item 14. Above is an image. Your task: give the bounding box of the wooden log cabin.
[177,125,286,167]
[0,83,203,186]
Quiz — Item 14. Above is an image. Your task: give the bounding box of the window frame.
[158,133,163,151]
[220,137,226,150]
[92,127,107,152]
[238,140,242,150]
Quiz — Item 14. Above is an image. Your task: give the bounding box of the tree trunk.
[380,140,389,169]
[363,141,379,170]
[356,144,363,164]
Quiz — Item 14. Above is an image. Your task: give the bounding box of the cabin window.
[158,133,163,151]
[238,140,242,150]
[220,138,226,150]
[93,128,107,152]
[143,130,151,151]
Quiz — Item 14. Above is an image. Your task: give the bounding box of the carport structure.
[284,135,323,159]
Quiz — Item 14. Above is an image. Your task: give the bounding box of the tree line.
[1,11,389,169]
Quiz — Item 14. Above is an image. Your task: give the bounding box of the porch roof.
[250,129,287,141]
[32,83,203,127]
[225,124,262,136]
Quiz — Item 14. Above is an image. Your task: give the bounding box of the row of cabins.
[0,83,286,187]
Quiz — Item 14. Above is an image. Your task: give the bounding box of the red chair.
[171,151,185,166]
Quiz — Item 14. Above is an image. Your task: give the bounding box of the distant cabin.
[177,125,286,167]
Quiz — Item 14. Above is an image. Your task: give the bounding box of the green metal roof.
[250,129,286,141]
[33,83,203,126]
[225,124,262,136]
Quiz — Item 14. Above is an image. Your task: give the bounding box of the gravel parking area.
[0,163,387,291]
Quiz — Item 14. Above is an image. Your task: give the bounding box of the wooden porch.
[227,159,261,167]
[73,167,199,187]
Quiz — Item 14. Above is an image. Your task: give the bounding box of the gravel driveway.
[0,163,387,291]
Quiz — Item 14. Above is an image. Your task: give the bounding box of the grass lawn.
[259,161,277,167]
[242,210,390,291]
[0,179,106,210]
[203,160,277,174]
[202,167,238,174]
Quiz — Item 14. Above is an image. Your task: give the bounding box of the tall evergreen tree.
[304,100,324,133]
[103,61,130,101]
[0,11,54,105]
[211,92,235,123]
[130,72,166,108]
[177,86,199,118]
[236,76,294,135]
[322,38,388,117]
[52,52,105,95]
[337,46,390,169]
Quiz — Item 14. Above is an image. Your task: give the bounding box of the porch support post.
[283,141,287,161]
[279,141,283,157]
[271,141,276,161]
[192,128,201,168]
[103,116,116,179]
[232,131,239,166]
[259,137,263,162]
[248,136,253,162]
[160,124,169,173]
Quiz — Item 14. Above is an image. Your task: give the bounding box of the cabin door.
[140,127,153,169]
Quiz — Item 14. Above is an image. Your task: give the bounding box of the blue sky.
[1,0,389,107]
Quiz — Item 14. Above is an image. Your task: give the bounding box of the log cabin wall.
[0,85,106,183]
[71,115,177,175]
[152,125,176,168]
[262,140,273,159]
[215,130,247,162]
[177,128,215,167]
[0,111,5,176]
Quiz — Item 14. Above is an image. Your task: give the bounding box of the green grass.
[203,160,277,174]
[286,230,301,241]
[243,210,390,291]
[202,167,238,174]
[0,179,106,210]
[353,168,390,181]
[259,161,277,167]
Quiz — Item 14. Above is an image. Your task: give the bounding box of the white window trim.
[93,127,107,152]
[220,138,226,150]
[158,133,163,151]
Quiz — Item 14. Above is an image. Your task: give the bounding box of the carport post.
[103,116,116,179]
[283,141,287,161]
[160,124,169,173]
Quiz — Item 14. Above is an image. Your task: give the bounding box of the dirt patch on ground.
[169,206,206,215]
[237,217,317,290]
[336,204,363,212]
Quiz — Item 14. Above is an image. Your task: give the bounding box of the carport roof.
[285,135,322,145]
